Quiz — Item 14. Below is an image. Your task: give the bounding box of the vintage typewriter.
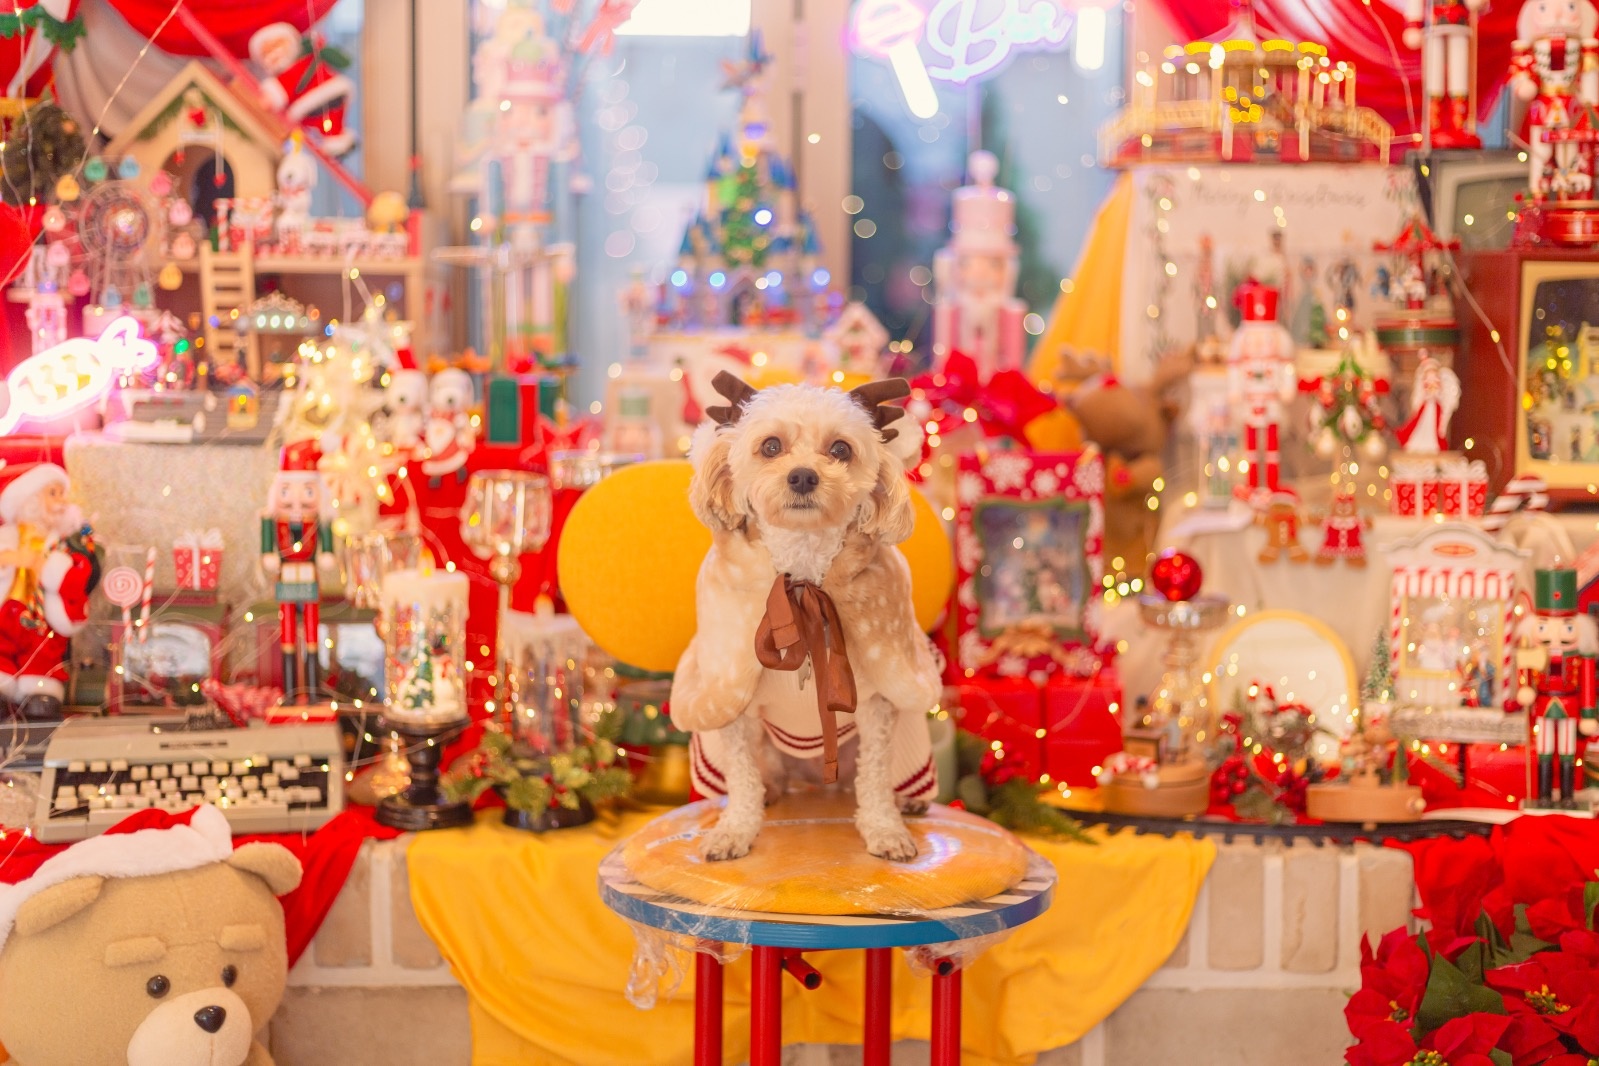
[33,716,344,843]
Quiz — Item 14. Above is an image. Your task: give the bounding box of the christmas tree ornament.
[116,156,139,179]
[1149,549,1202,602]
[83,157,106,182]
[40,205,65,233]
[66,269,89,296]
[53,174,78,202]
[157,261,182,291]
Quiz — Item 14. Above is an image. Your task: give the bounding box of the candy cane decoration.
[1480,476,1550,533]
[101,565,144,638]
[137,546,156,644]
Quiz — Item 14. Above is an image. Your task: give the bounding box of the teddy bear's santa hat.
[0,806,235,952]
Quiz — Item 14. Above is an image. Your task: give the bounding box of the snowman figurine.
[420,369,477,486]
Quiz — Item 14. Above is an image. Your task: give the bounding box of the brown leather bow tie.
[754,574,857,783]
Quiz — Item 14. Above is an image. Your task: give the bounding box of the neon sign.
[852,0,1075,88]
[0,317,158,435]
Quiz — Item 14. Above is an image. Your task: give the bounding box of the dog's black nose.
[788,467,819,495]
[193,1006,226,1034]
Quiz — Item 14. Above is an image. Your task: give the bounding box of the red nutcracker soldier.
[0,464,100,722]
[260,441,338,702]
[1511,0,1599,199]
[1405,0,1490,149]
[1515,568,1598,808]
[1228,279,1298,511]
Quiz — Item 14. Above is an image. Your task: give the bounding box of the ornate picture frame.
[954,450,1105,678]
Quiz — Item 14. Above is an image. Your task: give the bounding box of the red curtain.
[101,0,341,58]
[1146,0,1522,139]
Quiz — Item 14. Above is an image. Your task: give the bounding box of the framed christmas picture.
[955,450,1105,678]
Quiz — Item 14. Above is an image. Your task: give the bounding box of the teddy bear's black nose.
[193,1006,226,1034]
[788,467,819,495]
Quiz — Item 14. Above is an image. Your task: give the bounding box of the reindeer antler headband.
[706,371,908,442]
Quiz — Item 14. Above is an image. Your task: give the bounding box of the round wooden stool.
[598,807,1056,1066]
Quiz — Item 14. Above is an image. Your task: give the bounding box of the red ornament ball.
[1150,550,1203,602]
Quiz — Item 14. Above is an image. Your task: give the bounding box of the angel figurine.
[1397,354,1461,456]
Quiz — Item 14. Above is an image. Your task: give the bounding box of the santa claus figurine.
[249,22,357,156]
[1405,0,1490,149]
[0,464,100,721]
[261,440,338,701]
[1227,279,1298,510]
[1397,354,1461,456]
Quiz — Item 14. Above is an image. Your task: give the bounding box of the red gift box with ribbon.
[172,528,223,592]
[1422,477,1443,515]
[1042,668,1125,787]
[954,677,1045,784]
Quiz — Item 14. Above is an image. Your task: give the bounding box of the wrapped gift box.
[172,529,223,592]
[1422,476,1443,516]
[1042,668,1125,786]
[1390,458,1433,517]
[485,372,560,447]
[955,677,1045,783]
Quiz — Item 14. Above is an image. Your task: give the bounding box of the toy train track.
[1069,810,1496,846]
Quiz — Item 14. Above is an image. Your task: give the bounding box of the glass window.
[848,11,1125,363]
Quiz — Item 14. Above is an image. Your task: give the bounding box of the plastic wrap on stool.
[624,922,749,1010]
[613,796,1033,934]
[905,930,1013,976]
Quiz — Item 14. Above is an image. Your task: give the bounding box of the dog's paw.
[699,828,755,862]
[898,797,929,816]
[864,825,919,863]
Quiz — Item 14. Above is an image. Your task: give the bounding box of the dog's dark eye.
[221,965,238,988]
[146,975,170,999]
[828,441,853,463]
[760,437,783,458]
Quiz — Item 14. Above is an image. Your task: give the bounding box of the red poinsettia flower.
[1489,953,1599,1053]
[1526,885,1590,942]
[1347,930,1430,1038]
[1498,998,1569,1065]
[1545,1056,1599,1066]
[1347,1014,1511,1066]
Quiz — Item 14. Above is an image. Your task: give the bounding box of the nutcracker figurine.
[260,440,338,702]
[1228,279,1298,510]
[1515,568,1598,808]
[1405,0,1490,149]
[1511,0,1599,199]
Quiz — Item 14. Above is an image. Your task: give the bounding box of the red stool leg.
[694,947,723,1066]
[751,945,783,1066]
[864,947,892,1066]
[930,960,962,1066]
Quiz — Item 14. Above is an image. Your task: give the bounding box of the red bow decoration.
[908,351,1060,463]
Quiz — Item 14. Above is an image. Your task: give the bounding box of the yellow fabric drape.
[408,810,1213,1066]
[1027,173,1134,384]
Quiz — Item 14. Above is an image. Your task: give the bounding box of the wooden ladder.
[199,242,258,378]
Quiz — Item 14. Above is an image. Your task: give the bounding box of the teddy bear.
[0,805,302,1066]
[1062,350,1192,575]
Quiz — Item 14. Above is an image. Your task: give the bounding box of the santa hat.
[248,22,301,70]
[0,462,68,524]
[278,438,322,476]
[0,806,233,952]
[1234,278,1280,323]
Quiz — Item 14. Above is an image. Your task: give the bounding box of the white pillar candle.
[381,567,471,727]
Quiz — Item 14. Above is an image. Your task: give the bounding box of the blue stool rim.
[598,846,1056,950]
